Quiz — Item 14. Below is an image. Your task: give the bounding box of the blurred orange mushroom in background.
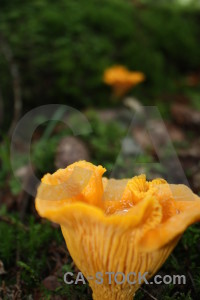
[35,161,200,300]
[103,65,145,98]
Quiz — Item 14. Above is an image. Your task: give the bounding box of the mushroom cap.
[103,65,145,97]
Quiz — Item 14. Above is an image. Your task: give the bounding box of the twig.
[189,162,200,176]
[17,166,36,221]
[140,287,158,300]
[15,238,22,300]
[0,281,6,298]
[0,33,22,136]
[187,270,197,296]
[16,239,21,290]
[0,215,29,231]
[0,87,3,128]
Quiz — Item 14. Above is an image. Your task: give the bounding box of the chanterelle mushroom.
[103,65,145,98]
[35,161,200,300]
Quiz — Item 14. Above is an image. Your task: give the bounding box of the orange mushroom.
[103,65,145,98]
[35,161,200,299]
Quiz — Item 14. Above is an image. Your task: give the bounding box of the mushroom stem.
[90,283,136,300]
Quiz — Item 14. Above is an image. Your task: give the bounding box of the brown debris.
[0,261,6,275]
[42,275,61,291]
[132,121,185,150]
[55,137,90,169]
[171,104,200,127]
[192,172,200,192]
[178,139,200,159]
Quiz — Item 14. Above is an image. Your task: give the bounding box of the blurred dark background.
[1,0,200,125]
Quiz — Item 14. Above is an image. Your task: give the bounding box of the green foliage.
[0,139,11,187]
[0,206,92,298]
[185,88,200,110]
[0,110,125,192]
[0,0,200,111]
[0,223,16,265]
[160,224,200,298]
[31,137,59,174]
[163,291,193,300]
[25,109,126,179]
[0,207,62,288]
[9,176,22,195]
[83,110,126,174]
